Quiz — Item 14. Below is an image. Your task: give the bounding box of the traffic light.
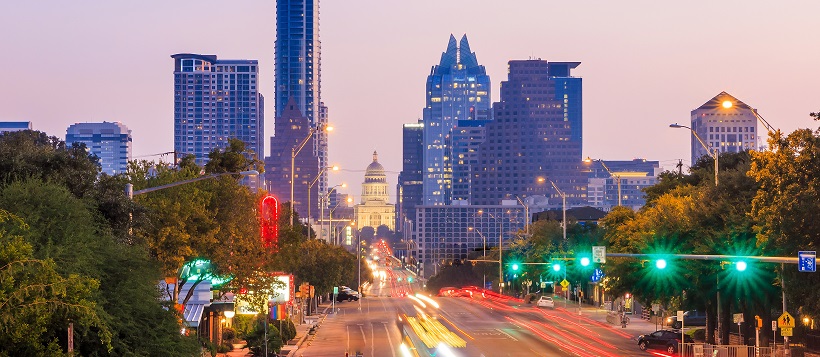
[580,257,591,267]
[735,261,747,272]
[655,259,668,269]
[552,263,561,272]
[511,263,520,271]
[407,277,413,283]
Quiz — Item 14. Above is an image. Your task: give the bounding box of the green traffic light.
[736,261,747,271]
[512,264,519,271]
[655,259,667,269]
[552,263,561,272]
[580,257,590,267]
[407,277,413,282]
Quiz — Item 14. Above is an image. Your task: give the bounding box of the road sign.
[486,282,493,290]
[778,312,795,328]
[772,321,778,330]
[560,279,570,289]
[798,251,816,272]
[733,313,744,324]
[593,246,606,263]
[781,327,793,337]
[591,268,604,283]
[333,286,339,294]
[652,304,660,313]
[540,282,546,289]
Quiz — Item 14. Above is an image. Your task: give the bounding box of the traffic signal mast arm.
[606,253,799,264]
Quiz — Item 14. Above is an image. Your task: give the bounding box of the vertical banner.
[270,304,288,320]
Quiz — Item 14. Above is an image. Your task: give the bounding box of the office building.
[586,159,661,211]
[471,60,586,206]
[0,121,32,133]
[397,121,424,233]
[265,99,319,219]
[354,151,396,232]
[413,204,526,279]
[172,54,264,166]
[275,0,329,195]
[65,121,132,175]
[690,92,759,165]
[451,119,491,202]
[422,34,491,206]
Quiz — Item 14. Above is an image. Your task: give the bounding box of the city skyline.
[2,1,819,200]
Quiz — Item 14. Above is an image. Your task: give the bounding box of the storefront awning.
[183,304,206,328]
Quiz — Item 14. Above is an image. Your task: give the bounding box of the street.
[296,264,654,357]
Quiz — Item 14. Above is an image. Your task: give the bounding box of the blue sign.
[798,251,816,272]
[484,281,493,290]
[591,268,605,282]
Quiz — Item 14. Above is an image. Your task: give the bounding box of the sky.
[2,1,819,201]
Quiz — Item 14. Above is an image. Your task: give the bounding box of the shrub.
[222,327,236,343]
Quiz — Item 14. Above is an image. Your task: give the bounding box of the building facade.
[355,152,396,232]
[586,159,661,211]
[414,204,526,279]
[451,119,491,203]
[172,53,264,166]
[690,92,759,165]
[422,34,491,206]
[275,0,329,195]
[65,121,132,175]
[397,121,424,233]
[265,99,319,220]
[0,121,32,133]
[470,60,586,206]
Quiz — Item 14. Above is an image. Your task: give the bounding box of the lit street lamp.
[290,123,333,226]
[478,209,506,294]
[670,123,719,186]
[584,158,623,207]
[320,184,345,242]
[307,165,339,237]
[549,179,569,308]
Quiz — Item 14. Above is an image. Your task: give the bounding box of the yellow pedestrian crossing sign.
[781,327,793,337]
[778,312,795,328]
[560,279,570,289]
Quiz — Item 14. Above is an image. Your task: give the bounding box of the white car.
[536,296,555,308]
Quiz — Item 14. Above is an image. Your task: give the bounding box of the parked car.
[336,291,360,302]
[536,296,555,308]
[666,310,707,329]
[637,329,694,354]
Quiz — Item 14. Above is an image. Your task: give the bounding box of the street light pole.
[670,123,718,187]
[585,158,622,207]
[514,195,530,235]
[549,180,568,308]
[290,124,331,226]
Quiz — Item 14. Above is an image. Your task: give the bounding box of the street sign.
[591,268,604,283]
[798,251,816,272]
[540,282,546,289]
[486,282,493,290]
[772,321,778,330]
[333,286,339,294]
[733,313,744,324]
[778,312,795,328]
[652,304,660,313]
[593,246,606,263]
[560,279,570,289]
[781,327,793,337]
[677,311,684,321]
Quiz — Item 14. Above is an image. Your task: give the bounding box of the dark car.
[637,329,693,354]
[666,310,707,329]
[336,291,360,302]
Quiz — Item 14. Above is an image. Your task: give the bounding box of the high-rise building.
[275,0,329,195]
[65,121,132,175]
[689,92,759,165]
[471,60,586,206]
[354,151,395,232]
[397,121,424,232]
[0,121,32,133]
[451,119,491,202]
[265,99,319,220]
[422,34,491,206]
[172,54,264,166]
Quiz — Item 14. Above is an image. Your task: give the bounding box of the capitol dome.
[365,151,386,183]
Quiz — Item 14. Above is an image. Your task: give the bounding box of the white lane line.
[383,322,396,357]
[346,325,350,352]
[496,328,519,341]
[371,322,375,357]
[380,296,389,312]
[359,324,366,345]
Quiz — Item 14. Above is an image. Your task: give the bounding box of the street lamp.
[549,179,569,308]
[478,209,506,294]
[320,184,345,242]
[584,158,623,207]
[513,195,530,235]
[307,165,339,237]
[290,123,333,226]
[467,226,487,258]
[126,170,259,199]
[670,123,719,186]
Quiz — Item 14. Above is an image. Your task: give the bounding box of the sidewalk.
[281,303,332,357]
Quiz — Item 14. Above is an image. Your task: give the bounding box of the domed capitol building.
[354,151,395,231]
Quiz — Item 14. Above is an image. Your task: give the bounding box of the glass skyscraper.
[274,0,329,195]
[66,121,132,175]
[172,54,264,166]
[422,34,491,206]
[397,121,424,232]
[471,60,586,206]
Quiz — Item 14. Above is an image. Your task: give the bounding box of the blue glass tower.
[422,34,491,205]
[274,0,329,194]
[66,121,132,175]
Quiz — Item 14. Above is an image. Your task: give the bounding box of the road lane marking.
[346,325,350,352]
[383,322,396,357]
[495,328,519,341]
[371,322,375,357]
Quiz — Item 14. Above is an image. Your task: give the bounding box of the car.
[637,329,694,354]
[336,291,360,302]
[666,310,707,329]
[536,296,555,308]
[438,287,459,297]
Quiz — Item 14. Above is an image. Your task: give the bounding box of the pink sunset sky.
[1,1,818,200]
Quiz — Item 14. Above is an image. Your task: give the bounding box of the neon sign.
[259,195,280,250]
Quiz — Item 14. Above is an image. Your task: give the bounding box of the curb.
[286,307,331,357]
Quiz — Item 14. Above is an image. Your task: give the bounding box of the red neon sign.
[259,195,280,250]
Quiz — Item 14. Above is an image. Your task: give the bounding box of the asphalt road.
[296,261,649,357]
